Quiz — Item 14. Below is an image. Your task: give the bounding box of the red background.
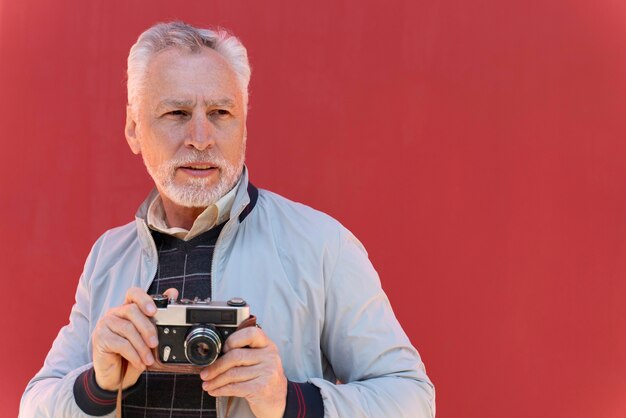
[2,1,626,417]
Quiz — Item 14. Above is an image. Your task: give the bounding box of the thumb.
[162,288,179,301]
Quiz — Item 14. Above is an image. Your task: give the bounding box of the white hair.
[127,21,251,112]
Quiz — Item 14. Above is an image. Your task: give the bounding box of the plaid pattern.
[122,225,225,418]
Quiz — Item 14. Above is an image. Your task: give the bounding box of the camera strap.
[116,358,128,418]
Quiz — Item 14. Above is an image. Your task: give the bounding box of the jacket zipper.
[140,219,159,292]
[210,199,246,302]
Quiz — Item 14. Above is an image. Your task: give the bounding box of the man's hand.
[91,287,178,391]
[200,327,287,418]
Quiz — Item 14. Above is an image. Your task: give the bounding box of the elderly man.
[20,22,435,418]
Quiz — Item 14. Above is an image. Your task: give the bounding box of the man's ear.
[125,105,141,155]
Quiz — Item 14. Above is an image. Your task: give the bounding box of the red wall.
[2,1,626,417]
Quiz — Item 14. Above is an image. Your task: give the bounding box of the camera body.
[150,295,250,372]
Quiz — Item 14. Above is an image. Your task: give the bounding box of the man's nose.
[185,112,215,150]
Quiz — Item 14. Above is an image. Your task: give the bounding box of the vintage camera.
[149,295,251,371]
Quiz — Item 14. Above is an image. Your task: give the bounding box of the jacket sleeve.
[308,229,436,418]
[19,237,116,418]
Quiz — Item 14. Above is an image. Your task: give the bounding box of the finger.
[222,326,269,353]
[162,287,179,300]
[105,315,155,365]
[202,364,260,393]
[114,303,159,348]
[204,379,257,399]
[95,327,148,370]
[200,347,261,381]
[124,287,158,317]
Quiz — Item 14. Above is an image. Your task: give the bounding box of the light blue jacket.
[21,169,435,417]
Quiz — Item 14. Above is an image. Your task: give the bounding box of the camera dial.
[152,294,169,309]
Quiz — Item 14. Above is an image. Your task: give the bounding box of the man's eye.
[211,109,230,117]
[166,110,188,117]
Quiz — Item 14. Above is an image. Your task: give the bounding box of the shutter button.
[227,297,246,306]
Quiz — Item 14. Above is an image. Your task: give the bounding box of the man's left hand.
[200,326,287,418]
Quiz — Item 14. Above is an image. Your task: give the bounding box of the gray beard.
[144,147,245,208]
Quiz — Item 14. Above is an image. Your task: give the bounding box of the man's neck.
[160,197,207,230]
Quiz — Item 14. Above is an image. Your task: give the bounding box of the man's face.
[125,47,246,209]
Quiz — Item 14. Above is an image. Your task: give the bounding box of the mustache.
[166,150,228,168]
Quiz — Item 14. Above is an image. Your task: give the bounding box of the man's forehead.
[140,47,244,111]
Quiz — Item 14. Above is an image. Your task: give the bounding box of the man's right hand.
[91,287,178,391]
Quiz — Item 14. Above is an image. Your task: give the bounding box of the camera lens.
[184,325,222,366]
